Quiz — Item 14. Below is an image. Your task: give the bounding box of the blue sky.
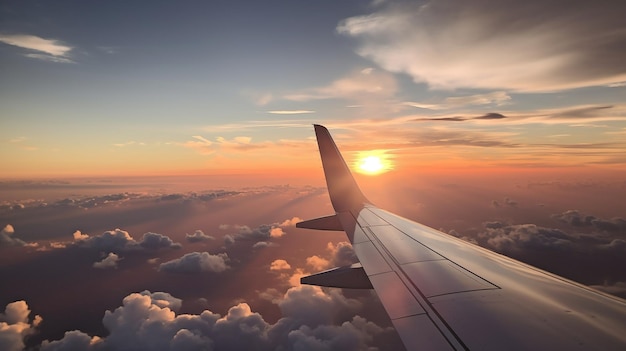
[1,0,625,177]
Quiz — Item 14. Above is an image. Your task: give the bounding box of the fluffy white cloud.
[278,217,302,227]
[77,229,181,251]
[338,0,626,91]
[306,255,330,271]
[0,301,42,351]
[93,253,121,269]
[159,252,230,273]
[40,287,391,351]
[185,230,215,243]
[270,259,291,271]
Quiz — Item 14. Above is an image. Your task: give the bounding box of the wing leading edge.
[297,124,626,350]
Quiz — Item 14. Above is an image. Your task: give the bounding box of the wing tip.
[312,124,369,212]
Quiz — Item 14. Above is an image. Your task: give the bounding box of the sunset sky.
[1,1,626,350]
[1,0,625,178]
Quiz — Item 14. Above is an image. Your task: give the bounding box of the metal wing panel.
[358,206,626,350]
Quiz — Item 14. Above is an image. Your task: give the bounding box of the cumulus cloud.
[0,301,42,351]
[270,259,292,271]
[40,288,391,351]
[0,224,26,247]
[306,255,331,271]
[479,223,573,253]
[476,218,626,260]
[139,232,182,250]
[93,253,121,269]
[252,241,276,249]
[73,230,89,241]
[553,210,626,232]
[222,218,299,246]
[158,252,230,273]
[185,230,215,243]
[223,234,235,246]
[337,0,626,92]
[76,229,181,251]
[306,242,357,271]
[278,217,302,227]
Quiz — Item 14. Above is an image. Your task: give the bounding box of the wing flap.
[301,263,373,289]
[296,214,343,231]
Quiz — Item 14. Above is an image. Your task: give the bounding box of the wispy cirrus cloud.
[411,104,626,125]
[404,91,512,111]
[284,68,397,102]
[0,34,74,63]
[337,0,626,92]
[266,110,315,115]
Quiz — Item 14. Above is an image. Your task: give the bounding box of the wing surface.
[298,125,626,350]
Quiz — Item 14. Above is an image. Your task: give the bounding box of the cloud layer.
[338,0,626,91]
[38,287,391,351]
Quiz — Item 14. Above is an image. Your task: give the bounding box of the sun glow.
[355,151,393,175]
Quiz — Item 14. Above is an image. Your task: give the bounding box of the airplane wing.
[297,124,626,350]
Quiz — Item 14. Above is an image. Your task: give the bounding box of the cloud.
[306,255,330,271]
[158,252,230,273]
[252,241,275,249]
[183,135,261,155]
[0,34,72,56]
[93,253,121,269]
[553,210,626,232]
[24,53,74,64]
[139,232,182,250]
[407,92,511,111]
[0,224,26,247]
[478,223,574,254]
[76,229,182,251]
[73,230,89,241]
[284,68,397,102]
[266,110,315,115]
[222,218,298,246]
[223,234,235,246]
[337,0,626,92]
[270,259,292,271]
[326,242,358,267]
[502,197,518,208]
[0,301,42,351]
[186,230,215,243]
[40,288,391,351]
[278,217,302,227]
[0,34,74,63]
[306,242,358,271]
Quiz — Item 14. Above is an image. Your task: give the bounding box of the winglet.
[314,125,370,212]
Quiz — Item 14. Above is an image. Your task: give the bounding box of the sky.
[1,0,625,178]
[1,0,626,350]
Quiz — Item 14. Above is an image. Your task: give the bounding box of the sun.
[355,151,393,175]
[359,156,384,174]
